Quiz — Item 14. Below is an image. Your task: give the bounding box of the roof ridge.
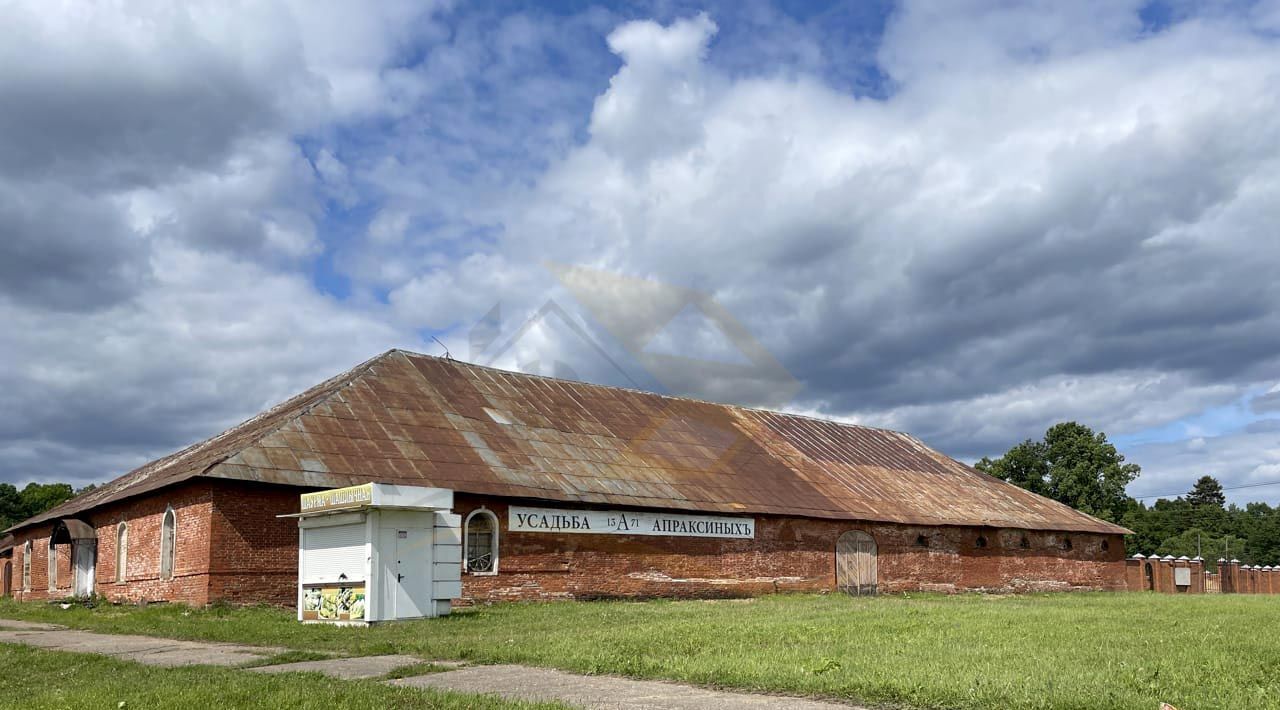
[388,347,914,439]
[5,350,398,533]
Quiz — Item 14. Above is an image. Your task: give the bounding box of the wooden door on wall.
[836,531,877,596]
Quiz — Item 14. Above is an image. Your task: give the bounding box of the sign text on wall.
[301,483,374,513]
[508,506,754,539]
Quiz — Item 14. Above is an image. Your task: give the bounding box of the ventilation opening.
[915,535,928,547]
[1101,540,1110,552]
[1020,536,1030,549]
[975,536,988,549]
[1062,538,1073,551]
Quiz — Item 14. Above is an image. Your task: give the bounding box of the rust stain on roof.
[11,349,1130,535]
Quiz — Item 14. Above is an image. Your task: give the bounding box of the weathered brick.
[4,484,1126,607]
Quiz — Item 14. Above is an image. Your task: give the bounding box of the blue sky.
[3,0,1280,505]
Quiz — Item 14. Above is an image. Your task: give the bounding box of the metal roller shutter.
[302,523,366,583]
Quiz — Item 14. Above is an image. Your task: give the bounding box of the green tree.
[975,440,1050,497]
[977,422,1139,523]
[18,482,75,519]
[0,483,24,529]
[1187,475,1227,508]
[0,481,79,530]
[1154,527,1246,561]
[1243,509,1280,564]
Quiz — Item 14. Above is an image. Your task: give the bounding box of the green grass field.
[0,643,565,710]
[3,593,1279,709]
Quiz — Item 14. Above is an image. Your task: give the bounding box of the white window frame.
[462,508,499,576]
[47,536,56,590]
[22,541,31,592]
[115,521,128,583]
[159,507,176,581]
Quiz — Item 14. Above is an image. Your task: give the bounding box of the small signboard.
[1174,567,1191,586]
[301,583,366,622]
[508,505,755,539]
[300,483,374,513]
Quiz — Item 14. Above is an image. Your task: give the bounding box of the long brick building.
[0,350,1129,606]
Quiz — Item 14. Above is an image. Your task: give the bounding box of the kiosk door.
[392,527,432,619]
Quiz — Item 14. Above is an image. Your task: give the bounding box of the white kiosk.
[286,483,463,624]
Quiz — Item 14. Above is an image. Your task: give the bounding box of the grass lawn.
[0,643,565,710]
[4,593,1280,709]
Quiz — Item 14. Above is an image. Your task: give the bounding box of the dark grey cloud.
[0,0,427,487]
[0,183,150,310]
[0,3,313,191]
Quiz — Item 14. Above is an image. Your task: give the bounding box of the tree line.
[977,422,1280,565]
[0,482,94,531]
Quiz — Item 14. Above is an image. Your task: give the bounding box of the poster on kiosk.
[284,483,463,624]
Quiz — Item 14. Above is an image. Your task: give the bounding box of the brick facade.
[454,496,1126,601]
[9,481,215,605]
[206,481,300,605]
[3,482,1127,606]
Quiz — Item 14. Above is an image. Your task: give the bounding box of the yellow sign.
[300,483,373,513]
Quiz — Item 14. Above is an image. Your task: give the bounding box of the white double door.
[381,525,432,619]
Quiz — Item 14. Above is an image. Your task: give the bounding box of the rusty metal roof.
[11,349,1130,535]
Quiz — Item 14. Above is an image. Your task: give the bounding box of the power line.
[1136,481,1280,504]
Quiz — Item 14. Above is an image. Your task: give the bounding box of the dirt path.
[0,619,866,709]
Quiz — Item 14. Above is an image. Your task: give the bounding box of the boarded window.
[159,508,176,580]
[116,522,128,583]
[465,510,498,574]
[836,530,877,596]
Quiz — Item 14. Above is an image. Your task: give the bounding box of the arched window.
[47,536,57,590]
[115,522,128,583]
[22,541,31,592]
[463,509,499,575]
[159,507,176,581]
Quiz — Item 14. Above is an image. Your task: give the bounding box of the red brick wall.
[6,483,1128,606]
[8,481,215,605]
[455,496,1127,602]
[206,480,301,605]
